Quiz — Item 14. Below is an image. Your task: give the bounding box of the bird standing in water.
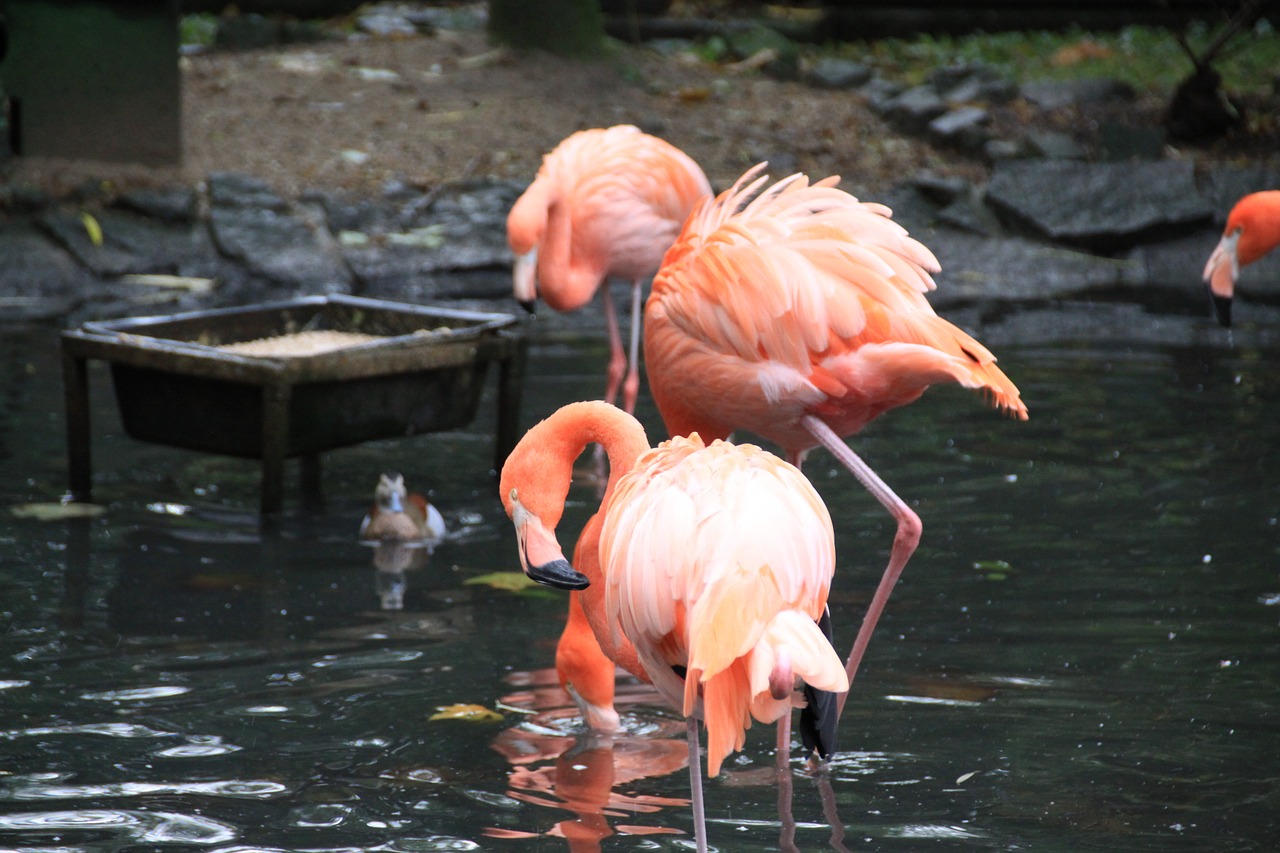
[1202,190,1280,326]
[359,472,445,542]
[644,165,1028,707]
[506,125,711,413]
[500,401,848,853]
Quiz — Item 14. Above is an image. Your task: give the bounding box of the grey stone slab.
[925,230,1141,306]
[984,160,1215,251]
[210,203,352,290]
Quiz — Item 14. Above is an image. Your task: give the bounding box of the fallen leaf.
[11,502,106,521]
[464,571,539,592]
[81,212,103,247]
[429,703,503,722]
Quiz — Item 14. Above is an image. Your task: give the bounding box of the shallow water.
[1,319,1278,852]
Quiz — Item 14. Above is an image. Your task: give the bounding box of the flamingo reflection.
[486,672,688,848]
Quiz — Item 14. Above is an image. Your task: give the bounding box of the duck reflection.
[359,473,445,610]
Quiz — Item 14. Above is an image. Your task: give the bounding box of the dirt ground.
[4,22,1273,204]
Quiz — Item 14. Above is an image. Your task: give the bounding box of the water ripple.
[0,809,237,844]
[1,721,177,740]
[80,685,191,702]
[5,780,288,801]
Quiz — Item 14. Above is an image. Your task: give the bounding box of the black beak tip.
[1212,294,1233,327]
[527,558,590,590]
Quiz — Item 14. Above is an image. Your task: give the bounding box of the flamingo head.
[506,489,589,590]
[507,182,549,313]
[1202,228,1239,327]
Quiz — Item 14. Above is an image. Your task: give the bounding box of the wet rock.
[977,302,1271,349]
[926,230,1141,305]
[210,201,352,291]
[1200,166,1280,221]
[1020,77,1135,110]
[909,172,969,206]
[929,63,1016,105]
[114,188,200,224]
[1025,130,1087,161]
[208,172,288,212]
[859,77,906,112]
[724,23,800,78]
[356,7,421,38]
[927,106,990,154]
[1096,122,1166,161]
[0,223,88,317]
[38,208,222,281]
[878,85,948,134]
[984,160,1215,251]
[805,57,873,90]
[936,192,1004,237]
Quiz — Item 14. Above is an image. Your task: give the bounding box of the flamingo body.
[645,165,1027,460]
[1202,190,1280,326]
[500,401,848,792]
[507,125,711,412]
[643,166,1027,709]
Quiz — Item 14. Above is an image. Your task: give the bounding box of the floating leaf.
[956,770,979,785]
[121,274,215,293]
[81,211,103,247]
[464,571,540,593]
[429,703,503,723]
[11,501,106,521]
[972,559,1013,580]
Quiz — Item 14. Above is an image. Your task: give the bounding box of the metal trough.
[62,295,526,513]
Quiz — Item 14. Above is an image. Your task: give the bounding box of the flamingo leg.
[776,707,798,852]
[621,280,644,415]
[600,284,627,410]
[800,414,922,716]
[687,717,709,853]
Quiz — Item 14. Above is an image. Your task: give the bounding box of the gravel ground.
[4,15,1274,206]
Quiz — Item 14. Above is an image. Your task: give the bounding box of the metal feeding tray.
[61,295,526,513]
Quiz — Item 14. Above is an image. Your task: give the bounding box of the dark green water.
[1,322,1277,851]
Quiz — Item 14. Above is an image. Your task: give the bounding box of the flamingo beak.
[512,248,539,314]
[510,497,589,590]
[1211,293,1233,327]
[1203,231,1239,328]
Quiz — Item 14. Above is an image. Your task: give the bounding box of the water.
[1,317,1278,851]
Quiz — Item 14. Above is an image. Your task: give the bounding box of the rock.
[207,172,288,212]
[878,85,948,134]
[1025,130,1087,160]
[805,57,873,90]
[927,106,990,154]
[909,172,969,206]
[1020,77,1135,110]
[926,230,1140,306]
[114,188,200,224]
[1200,166,1280,222]
[38,209,218,280]
[725,24,799,79]
[356,10,420,38]
[210,201,352,290]
[984,160,1215,251]
[929,63,1016,104]
[1096,122,1166,161]
[0,223,89,317]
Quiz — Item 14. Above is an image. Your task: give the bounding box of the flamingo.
[359,472,445,542]
[1202,190,1280,326]
[500,401,849,853]
[506,125,712,413]
[644,165,1029,711]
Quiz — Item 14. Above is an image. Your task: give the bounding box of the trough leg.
[493,333,528,473]
[260,382,291,515]
[61,343,93,502]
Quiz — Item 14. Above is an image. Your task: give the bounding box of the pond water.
[1,311,1277,852]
